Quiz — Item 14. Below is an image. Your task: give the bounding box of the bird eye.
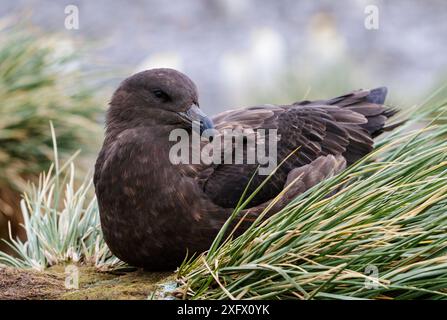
[152,89,170,102]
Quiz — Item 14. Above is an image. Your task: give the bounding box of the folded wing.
[198,88,395,210]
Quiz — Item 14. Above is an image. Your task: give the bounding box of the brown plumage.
[94,68,397,270]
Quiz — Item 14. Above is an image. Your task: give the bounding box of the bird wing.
[197,88,395,210]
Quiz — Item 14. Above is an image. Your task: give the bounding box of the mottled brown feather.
[94,69,397,270]
[200,89,394,209]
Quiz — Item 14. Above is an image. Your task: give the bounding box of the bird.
[94,68,398,270]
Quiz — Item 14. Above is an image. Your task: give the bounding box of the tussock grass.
[177,88,447,300]
[0,124,122,271]
[1,74,447,299]
[0,22,102,234]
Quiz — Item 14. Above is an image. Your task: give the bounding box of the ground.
[0,266,175,300]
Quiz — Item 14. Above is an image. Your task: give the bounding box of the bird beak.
[181,104,214,135]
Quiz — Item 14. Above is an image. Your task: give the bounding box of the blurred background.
[1,0,447,251]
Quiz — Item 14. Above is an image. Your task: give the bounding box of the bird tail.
[365,87,406,137]
[365,86,388,104]
[296,86,403,138]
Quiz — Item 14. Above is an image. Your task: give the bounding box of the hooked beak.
[180,104,214,135]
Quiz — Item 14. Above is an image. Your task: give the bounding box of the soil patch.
[0,266,175,300]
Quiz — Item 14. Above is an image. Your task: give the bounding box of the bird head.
[107,68,213,135]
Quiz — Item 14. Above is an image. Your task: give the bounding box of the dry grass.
[177,87,447,300]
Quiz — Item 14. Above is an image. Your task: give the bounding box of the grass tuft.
[0,124,122,271]
[177,88,447,300]
[0,21,103,248]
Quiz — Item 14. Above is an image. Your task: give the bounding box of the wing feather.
[194,88,395,209]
